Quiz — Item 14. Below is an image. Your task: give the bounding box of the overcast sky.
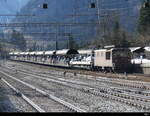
[0,0,29,13]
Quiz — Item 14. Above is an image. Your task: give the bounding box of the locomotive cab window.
[106,52,111,60]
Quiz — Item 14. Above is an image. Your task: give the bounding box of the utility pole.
[55,24,58,50]
[96,0,101,25]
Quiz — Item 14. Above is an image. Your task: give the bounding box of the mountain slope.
[12,0,142,50]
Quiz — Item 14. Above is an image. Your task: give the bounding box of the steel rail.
[2,65,150,110]
[19,70,150,101]
[6,61,150,89]
[4,67,150,108]
[3,65,150,102]
[0,70,86,112]
[0,78,45,112]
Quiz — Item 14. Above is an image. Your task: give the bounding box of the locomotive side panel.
[112,49,132,72]
[94,50,113,68]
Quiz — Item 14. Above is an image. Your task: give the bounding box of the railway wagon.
[9,52,14,60]
[94,48,132,72]
[19,52,26,61]
[36,51,45,63]
[9,49,79,67]
[24,52,30,61]
[70,50,93,68]
[9,48,132,72]
[53,49,79,67]
[13,52,20,61]
[44,51,56,64]
[29,52,36,62]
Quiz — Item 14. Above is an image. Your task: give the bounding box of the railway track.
[0,79,39,112]
[0,78,45,112]
[5,63,150,96]
[1,64,150,111]
[6,61,150,91]
[0,70,86,112]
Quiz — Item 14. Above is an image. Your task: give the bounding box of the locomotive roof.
[94,49,113,52]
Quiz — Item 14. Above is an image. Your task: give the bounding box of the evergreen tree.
[68,34,78,49]
[92,13,130,49]
[110,20,130,48]
[120,31,130,48]
[11,30,26,51]
[111,20,121,47]
[138,0,150,35]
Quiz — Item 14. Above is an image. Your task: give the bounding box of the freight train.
[9,48,132,73]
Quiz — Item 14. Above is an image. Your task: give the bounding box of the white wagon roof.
[13,52,20,55]
[36,51,45,55]
[45,51,55,55]
[24,52,30,55]
[20,52,25,55]
[56,49,69,55]
[78,50,92,55]
[56,49,79,55]
[29,52,36,55]
[9,52,14,55]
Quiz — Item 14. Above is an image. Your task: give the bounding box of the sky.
[0,0,29,23]
[0,0,29,14]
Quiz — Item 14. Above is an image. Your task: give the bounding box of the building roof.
[129,47,145,53]
[144,47,150,52]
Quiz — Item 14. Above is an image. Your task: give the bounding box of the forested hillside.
[7,0,143,50]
